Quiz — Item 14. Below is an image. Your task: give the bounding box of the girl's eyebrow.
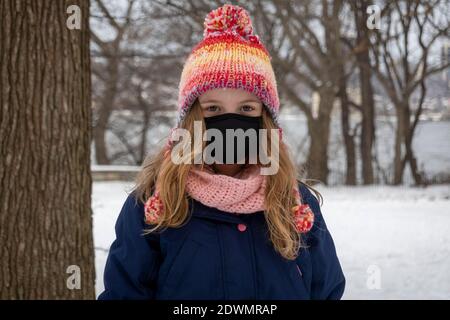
[200,99,222,104]
[239,99,260,104]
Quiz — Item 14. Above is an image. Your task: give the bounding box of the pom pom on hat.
[203,4,257,41]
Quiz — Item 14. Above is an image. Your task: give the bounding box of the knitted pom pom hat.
[176,4,280,127]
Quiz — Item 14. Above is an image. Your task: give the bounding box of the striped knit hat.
[176,4,280,127]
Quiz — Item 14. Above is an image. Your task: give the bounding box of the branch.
[93,0,121,30]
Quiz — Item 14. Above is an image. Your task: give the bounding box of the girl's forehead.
[199,88,261,102]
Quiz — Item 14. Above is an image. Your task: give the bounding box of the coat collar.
[188,198,264,224]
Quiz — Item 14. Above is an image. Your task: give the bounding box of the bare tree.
[91,0,187,165]
[0,0,95,298]
[370,0,449,185]
[336,37,358,185]
[351,0,377,184]
[90,0,135,164]
[268,0,347,184]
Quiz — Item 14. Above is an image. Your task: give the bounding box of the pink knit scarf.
[144,164,314,233]
[185,164,266,214]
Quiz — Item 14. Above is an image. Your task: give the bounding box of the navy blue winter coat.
[98,184,345,300]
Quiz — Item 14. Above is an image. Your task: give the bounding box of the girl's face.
[198,88,263,118]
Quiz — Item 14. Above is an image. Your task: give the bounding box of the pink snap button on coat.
[237,223,247,232]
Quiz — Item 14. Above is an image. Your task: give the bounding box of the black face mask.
[203,113,262,164]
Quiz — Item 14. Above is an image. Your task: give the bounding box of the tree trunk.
[399,103,423,185]
[306,90,334,184]
[404,138,423,185]
[0,0,95,299]
[93,105,111,165]
[354,0,375,185]
[358,56,376,184]
[393,105,407,185]
[139,108,150,165]
[338,69,357,185]
[307,116,331,184]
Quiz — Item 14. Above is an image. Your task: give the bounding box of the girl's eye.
[241,105,255,112]
[206,105,220,112]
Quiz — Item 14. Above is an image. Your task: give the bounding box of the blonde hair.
[133,100,313,260]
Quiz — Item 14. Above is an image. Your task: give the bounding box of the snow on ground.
[92,181,135,296]
[318,185,450,299]
[93,181,450,299]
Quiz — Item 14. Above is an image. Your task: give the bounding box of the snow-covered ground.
[93,181,450,299]
[319,185,450,299]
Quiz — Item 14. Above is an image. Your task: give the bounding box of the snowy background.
[93,181,450,300]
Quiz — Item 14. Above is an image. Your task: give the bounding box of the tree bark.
[353,0,375,185]
[307,117,331,184]
[338,72,357,185]
[394,101,423,185]
[393,106,405,185]
[139,109,150,165]
[358,58,376,185]
[93,103,112,165]
[306,89,334,184]
[0,0,95,299]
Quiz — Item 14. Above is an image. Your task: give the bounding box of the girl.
[98,4,345,300]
